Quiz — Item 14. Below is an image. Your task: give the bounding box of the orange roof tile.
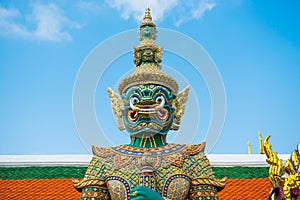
[0,178,271,199]
[218,178,271,199]
[0,179,80,200]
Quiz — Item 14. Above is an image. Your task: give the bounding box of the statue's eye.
[130,96,140,105]
[155,95,165,104]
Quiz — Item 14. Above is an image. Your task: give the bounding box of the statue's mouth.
[128,95,168,121]
[128,104,168,121]
[144,53,153,58]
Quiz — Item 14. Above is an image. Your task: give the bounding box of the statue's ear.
[108,87,125,130]
[171,86,190,130]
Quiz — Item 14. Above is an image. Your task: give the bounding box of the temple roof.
[0,164,271,199]
[0,154,285,199]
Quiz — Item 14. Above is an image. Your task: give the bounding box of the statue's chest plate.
[101,144,192,200]
[91,143,207,200]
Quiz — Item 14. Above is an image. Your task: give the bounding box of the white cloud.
[105,0,216,26]
[0,6,30,37]
[77,0,104,13]
[31,3,81,41]
[175,0,216,26]
[0,3,80,41]
[107,0,178,22]
[0,6,19,19]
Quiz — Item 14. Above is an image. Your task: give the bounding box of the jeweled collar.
[111,143,187,157]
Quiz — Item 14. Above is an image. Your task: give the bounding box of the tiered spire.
[135,7,160,66]
[118,7,178,95]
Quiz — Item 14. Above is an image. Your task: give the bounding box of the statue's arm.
[185,151,226,200]
[73,156,111,200]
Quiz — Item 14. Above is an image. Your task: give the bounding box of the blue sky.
[0,0,299,154]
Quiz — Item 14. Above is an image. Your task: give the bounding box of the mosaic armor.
[73,7,226,200]
[73,143,225,200]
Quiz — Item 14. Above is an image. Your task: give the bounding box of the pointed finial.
[248,141,252,154]
[258,132,265,154]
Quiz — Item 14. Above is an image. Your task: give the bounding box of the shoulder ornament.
[184,142,206,156]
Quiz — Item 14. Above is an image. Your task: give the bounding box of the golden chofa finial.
[248,141,252,155]
[258,132,265,154]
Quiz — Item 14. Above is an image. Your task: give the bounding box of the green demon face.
[141,49,154,62]
[108,84,189,135]
[121,84,176,136]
